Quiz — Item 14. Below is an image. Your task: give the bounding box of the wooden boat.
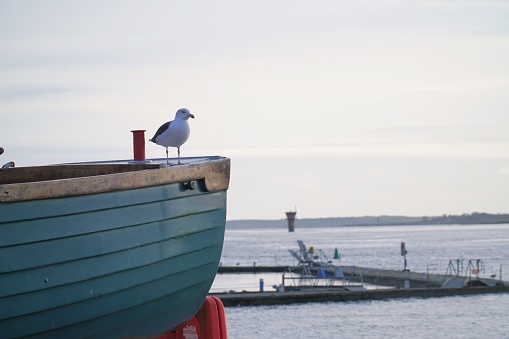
[0,156,230,338]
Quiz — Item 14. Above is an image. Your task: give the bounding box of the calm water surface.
[215,224,509,338]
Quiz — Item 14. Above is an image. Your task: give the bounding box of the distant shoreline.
[226,212,509,229]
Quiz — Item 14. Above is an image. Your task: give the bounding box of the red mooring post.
[131,130,146,161]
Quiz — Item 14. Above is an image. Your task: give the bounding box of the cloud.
[498,167,509,175]
[0,86,78,101]
[400,86,467,94]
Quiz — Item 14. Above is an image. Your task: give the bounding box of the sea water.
[213,224,509,338]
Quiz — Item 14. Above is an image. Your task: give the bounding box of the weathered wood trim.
[0,158,230,203]
[0,163,163,185]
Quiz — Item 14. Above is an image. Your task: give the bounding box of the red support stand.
[133,297,227,339]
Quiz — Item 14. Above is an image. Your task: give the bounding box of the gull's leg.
[166,147,169,165]
[177,147,181,165]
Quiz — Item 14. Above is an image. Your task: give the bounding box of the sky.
[1,0,508,220]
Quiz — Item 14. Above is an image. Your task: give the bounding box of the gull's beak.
[189,113,195,119]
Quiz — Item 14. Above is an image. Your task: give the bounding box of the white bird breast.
[156,120,191,148]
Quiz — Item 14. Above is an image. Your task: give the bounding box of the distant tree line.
[421,212,509,225]
[227,212,509,229]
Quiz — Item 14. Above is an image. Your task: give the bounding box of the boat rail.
[0,156,230,202]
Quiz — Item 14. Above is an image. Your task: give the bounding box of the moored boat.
[0,155,230,338]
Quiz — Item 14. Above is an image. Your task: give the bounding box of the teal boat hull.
[0,157,229,338]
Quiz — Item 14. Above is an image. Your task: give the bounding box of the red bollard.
[131,130,146,161]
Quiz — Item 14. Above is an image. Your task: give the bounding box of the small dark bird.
[149,108,195,166]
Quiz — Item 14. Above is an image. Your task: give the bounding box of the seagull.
[149,108,195,166]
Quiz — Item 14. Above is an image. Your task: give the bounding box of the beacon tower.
[285,211,297,232]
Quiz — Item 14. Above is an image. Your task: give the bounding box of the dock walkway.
[211,286,509,307]
[217,265,503,289]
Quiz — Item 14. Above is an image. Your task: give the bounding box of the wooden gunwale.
[0,157,230,203]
